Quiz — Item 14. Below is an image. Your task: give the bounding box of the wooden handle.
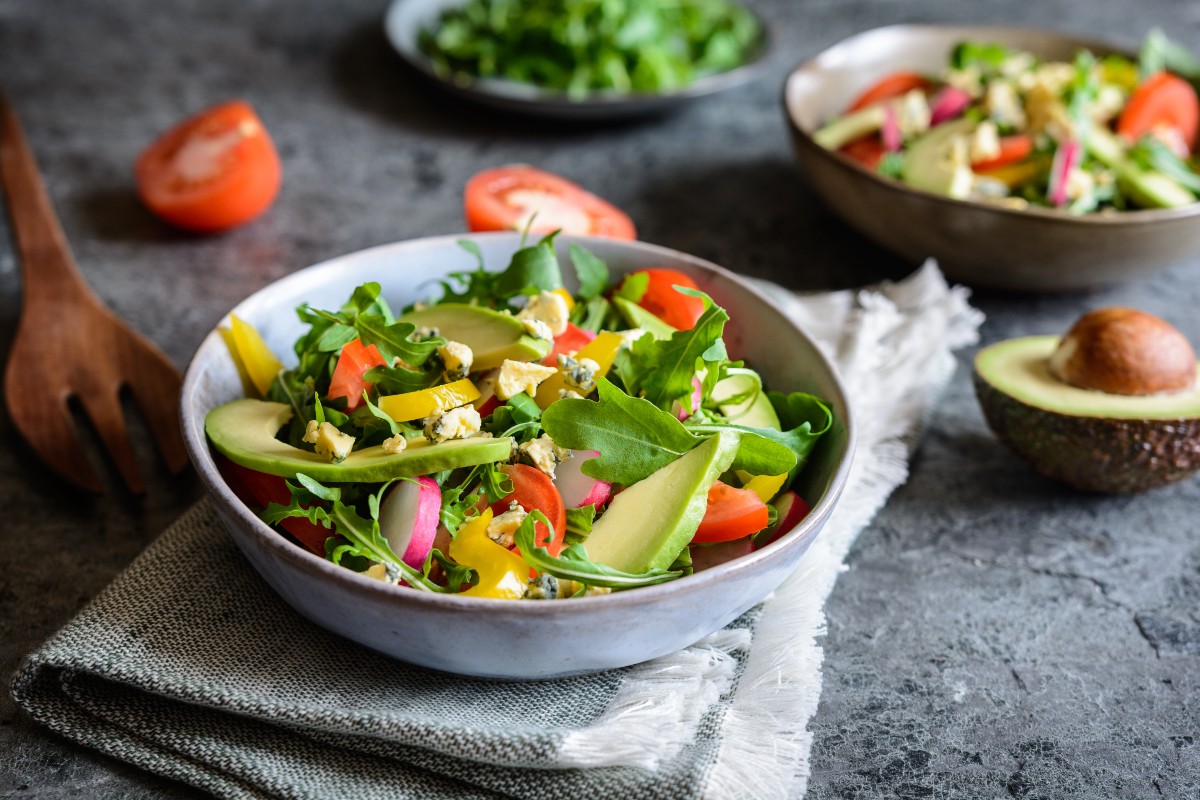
[0,91,95,305]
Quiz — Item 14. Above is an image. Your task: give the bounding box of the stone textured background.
[1,0,1197,797]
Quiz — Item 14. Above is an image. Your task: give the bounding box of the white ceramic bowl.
[180,233,854,679]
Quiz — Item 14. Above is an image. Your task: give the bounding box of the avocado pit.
[974,308,1200,493]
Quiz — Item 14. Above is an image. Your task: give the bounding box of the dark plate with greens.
[384,0,771,119]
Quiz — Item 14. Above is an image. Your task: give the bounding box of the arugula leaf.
[426,548,476,592]
[950,40,1012,73]
[356,314,441,367]
[877,151,906,179]
[569,244,609,299]
[438,482,480,537]
[1139,28,1200,81]
[682,422,797,475]
[613,271,649,303]
[494,235,563,297]
[565,504,595,540]
[541,377,706,485]
[571,294,617,333]
[515,511,682,590]
[363,362,441,395]
[1130,136,1200,193]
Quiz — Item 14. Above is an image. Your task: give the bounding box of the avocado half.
[973,336,1200,493]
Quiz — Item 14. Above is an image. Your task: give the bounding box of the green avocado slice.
[612,296,678,340]
[902,118,976,199]
[206,398,513,482]
[398,304,550,370]
[584,431,741,574]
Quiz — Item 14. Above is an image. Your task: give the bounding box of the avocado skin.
[973,371,1200,493]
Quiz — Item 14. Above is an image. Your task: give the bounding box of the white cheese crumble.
[970,120,1001,164]
[438,340,473,381]
[303,420,355,463]
[381,434,408,454]
[558,388,585,401]
[557,354,600,393]
[616,328,648,350]
[516,290,570,337]
[895,89,932,138]
[521,317,554,341]
[518,434,571,480]
[487,502,527,548]
[423,405,481,443]
[496,359,557,400]
[984,79,1026,130]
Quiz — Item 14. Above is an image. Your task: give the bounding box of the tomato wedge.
[327,339,387,411]
[971,134,1035,172]
[692,481,769,544]
[847,72,933,112]
[216,456,329,556]
[493,464,567,557]
[1117,72,1199,152]
[631,268,706,330]
[541,321,597,366]
[135,100,282,233]
[839,136,887,169]
[465,165,636,239]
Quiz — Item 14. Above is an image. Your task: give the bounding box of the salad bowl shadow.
[784,25,1200,292]
[180,233,854,679]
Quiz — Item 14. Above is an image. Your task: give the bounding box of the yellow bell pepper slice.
[552,288,576,311]
[735,470,788,503]
[535,331,624,408]
[226,314,283,398]
[450,509,529,599]
[378,378,480,422]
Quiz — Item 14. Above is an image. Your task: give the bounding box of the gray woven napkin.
[10,263,982,800]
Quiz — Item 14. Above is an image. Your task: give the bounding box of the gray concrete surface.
[1,0,1198,797]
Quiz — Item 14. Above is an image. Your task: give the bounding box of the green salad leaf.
[569,244,610,299]
[515,511,682,589]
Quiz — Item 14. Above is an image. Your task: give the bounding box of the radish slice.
[672,376,704,421]
[1047,139,1081,207]
[882,105,902,151]
[554,449,612,509]
[379,476,442,570]
[929,87,971,126]
[755,491,811,550]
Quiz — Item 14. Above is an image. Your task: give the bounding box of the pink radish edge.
[554,449,613,509]
[672,376,705,421]
[1047,139,1081,207]
[929,87,971,126]
[378,476,442,570]
[882,105,902,152]
[755,490,811,550]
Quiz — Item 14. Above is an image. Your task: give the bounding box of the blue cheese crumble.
[438,340,473,381]
[557,354,600,393]
[303,420,355,463]
[516,290,569,336]
[423,405,481,443]
[487,501,527,548]
[518,434,570,479]
[497,359,557,400]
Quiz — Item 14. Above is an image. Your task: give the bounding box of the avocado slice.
[206,398,514,482]
[1086,128,1195,209]
[584,431,741,573]
[711,368,781,430]
[974,336,1200,493]
[612,296,677,340]
[398,304,550,370]
[813,105,888,151]
[902,118,976,199]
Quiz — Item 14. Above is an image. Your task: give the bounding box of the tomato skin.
[492,464,567,557]
[136,100,282,233]
[632,268,706,330]
[541,322,596,366]
[847,72,933,112]
[692,481,769,544]
[971,135,1034,172]
[216,456,329,556]
[327,339,387,411]
[464,165,636,239]
[839,137,887,169]
[1117,72,1199,152]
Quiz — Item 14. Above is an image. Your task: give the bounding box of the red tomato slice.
[327,339,387,411]
[464,165,636,239]
[135,100,282,233]
[692,481,769,544]
[847,72,933,113]
[216,456,329,556]
[493,464,567,557]
[631,268,706,330]
[839,136,887,169]
[971,135,1035,172]
[541,322,597,366]
[1118,72,1199,152]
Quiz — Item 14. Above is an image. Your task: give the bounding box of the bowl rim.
[382,0,775,114]
[782,23,1200,227]
[181,232,856,615]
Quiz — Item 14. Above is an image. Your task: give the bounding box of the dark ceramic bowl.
[783,25,1200,292]
[385,0,772,120]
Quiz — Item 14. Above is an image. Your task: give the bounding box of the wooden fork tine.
[124,348,189,474]
[77,388,145,495]
[5,380,103,493]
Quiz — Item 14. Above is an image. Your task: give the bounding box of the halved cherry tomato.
[631,268,706,330]
[493,464,567,557]
[327,339,387,411]
[1117,72,1199,152]
[971,135,1035,172]
[839,137,887,169]
[135,100,282,233]
[541,322,597,366]
[464,165,636,239]
[692,481,769,544]
[216,456,329,556]
[847,72,933,113]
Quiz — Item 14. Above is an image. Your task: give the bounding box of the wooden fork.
[0,92,188,493]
